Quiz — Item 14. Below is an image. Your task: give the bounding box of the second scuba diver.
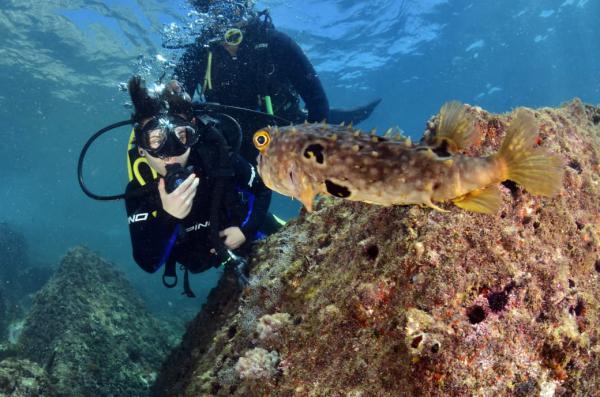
[125,76,273,296]
[176,0,381,164]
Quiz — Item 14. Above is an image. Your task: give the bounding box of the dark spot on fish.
[411,334,423,348]
[467,305,486,324]
[488,291,509,312]
[502,180,519,200]
[325,180,351,198]
[431,342,440,354]
[533,221,540,229]
[568,159,582,173]
[432,139,451,157]
[303,143,325,164]
[364,244,379,260]
[595,259,600,273]
[568,279,575,289]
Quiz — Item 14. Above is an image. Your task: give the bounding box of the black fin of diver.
[328,98,382,126]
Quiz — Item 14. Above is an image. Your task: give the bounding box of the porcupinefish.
[252,101,564,213]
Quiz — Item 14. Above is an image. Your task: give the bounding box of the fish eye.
[253,130,271,151]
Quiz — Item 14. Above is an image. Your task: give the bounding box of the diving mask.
[224,28,243,45]
[137,115,200,158]
[201,0,253,42]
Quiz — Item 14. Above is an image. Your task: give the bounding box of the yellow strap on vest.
[127,128,158,186]
[202,51,213,94]
[127,129,136,181]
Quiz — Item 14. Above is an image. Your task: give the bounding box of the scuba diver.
[123,75,273,296]
[176,0,381,163]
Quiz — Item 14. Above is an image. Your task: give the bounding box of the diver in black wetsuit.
[176,0,381,164]
[125,76,272,296]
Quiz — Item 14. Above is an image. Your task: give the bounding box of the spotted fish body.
[254,102,563,213]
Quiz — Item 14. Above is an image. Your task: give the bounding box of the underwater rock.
[0,358,56,397]
[17,246,176,397]
[153,99,600,396]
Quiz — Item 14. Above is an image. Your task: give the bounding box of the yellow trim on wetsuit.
[202,51,213,94]
[133,157,158,186]
[127,128,158,186]
[127,129,136,181]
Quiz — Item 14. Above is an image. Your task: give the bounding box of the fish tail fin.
[435,101,479,152]
[496,109,564,196]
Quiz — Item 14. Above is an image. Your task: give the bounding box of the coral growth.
[235,348,280,380]
[152,99,600,396]
[256,313,292,342]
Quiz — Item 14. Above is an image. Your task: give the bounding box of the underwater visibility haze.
[0,0,599,394]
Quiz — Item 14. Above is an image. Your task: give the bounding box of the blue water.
[1,0,598,314]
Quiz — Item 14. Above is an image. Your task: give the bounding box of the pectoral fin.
[434,101,479,153]
[452,185,502,214]
[299,184,316,212]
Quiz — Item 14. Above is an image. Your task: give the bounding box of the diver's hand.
[158,174,199,219]
[219,227,246,250]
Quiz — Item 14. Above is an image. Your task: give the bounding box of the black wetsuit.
[125,149,270,274]
[174,19,329,163]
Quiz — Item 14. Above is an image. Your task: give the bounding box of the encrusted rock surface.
[15,246,177,397]
[0,358,56,397]
[154,99,599,396]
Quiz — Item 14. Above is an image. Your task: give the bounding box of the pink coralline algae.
[153,99,600,397]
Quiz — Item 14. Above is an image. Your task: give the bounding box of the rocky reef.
[0,358,55,397]
[153,99,600,396]
[4,246,177,397]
